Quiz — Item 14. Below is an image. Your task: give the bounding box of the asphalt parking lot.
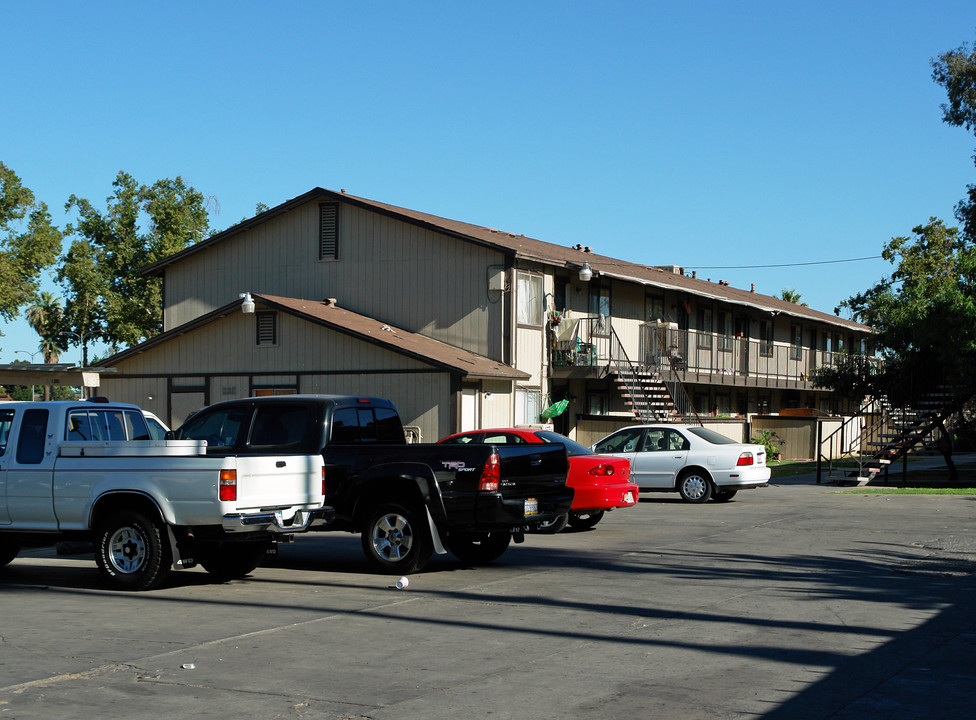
[2,473,975,720]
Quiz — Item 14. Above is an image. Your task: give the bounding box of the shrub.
[751,430,785,459]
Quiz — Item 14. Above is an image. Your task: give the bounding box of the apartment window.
[256,311,277,346]
[790,324,802,360]
[759,320,774,357]
[319,202,339,260]
[696,308,712,349]
[589,283,611,335]
[516,272,543,326]
[588,392,608,415]
[645,295,665,322]
[515,387,542,425]
[717,311,732,352]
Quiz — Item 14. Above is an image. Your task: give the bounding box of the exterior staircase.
[612,365,680,422]
[818,387,965,485]
[609,330,699,424]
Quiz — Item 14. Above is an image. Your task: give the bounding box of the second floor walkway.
[551,316,877,390]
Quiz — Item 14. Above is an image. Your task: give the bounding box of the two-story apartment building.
[96,188,873,442]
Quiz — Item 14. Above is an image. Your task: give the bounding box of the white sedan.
[591,424,770,502]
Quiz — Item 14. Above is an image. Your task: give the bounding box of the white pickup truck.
[0,399,332,590]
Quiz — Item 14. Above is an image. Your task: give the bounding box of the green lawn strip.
[839,487,976,495]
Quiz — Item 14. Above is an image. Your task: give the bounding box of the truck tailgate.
[495,444,569,497]
[234,455,324,510]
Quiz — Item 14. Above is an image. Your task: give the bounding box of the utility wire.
[685,255,883,270]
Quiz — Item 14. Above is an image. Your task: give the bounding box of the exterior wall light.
[579,262,593,282]
[240,292,255,314]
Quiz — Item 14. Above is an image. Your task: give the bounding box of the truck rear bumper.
[465,489,575,530]
[222,506,335,534]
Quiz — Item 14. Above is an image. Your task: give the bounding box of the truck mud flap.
[166,526,197,570]
[426,505,447,555]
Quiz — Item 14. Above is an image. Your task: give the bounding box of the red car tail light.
[588,463,615,476]
[736,452,754,466]
[479,452,501,492]
[219,469,238,501]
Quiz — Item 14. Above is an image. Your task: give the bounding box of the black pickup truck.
[173,395,573,573]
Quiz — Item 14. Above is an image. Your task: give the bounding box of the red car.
[439,428,637,531]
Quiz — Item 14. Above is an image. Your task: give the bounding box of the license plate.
[623,491,635,504]
[524,498,538,516]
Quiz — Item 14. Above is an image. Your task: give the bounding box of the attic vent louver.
[319,203,339,260]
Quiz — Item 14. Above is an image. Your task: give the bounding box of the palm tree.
[25,292,65,400]
[779,288,808,307]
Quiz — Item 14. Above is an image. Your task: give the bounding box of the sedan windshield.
[535,430,594,456]
[687,427,739,445]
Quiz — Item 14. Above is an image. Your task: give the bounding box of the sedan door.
[629,428,690,489]
[593,428,645,482]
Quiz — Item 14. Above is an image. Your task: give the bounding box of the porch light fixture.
[579,262,593,282]
[239,292,255,314]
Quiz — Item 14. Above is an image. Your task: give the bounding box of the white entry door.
[461,387,479,432]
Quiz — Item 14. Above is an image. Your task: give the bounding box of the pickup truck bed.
[0,400,332,590]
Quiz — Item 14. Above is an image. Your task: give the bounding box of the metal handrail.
[608,325,701,424]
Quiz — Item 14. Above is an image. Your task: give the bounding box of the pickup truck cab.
[174,395,573,573]
[0,399,332,589]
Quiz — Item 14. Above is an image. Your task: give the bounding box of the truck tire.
[447,530,512,565]
[0,539,19,567]
[199,542,268,581]
[95,510,171,590]
[361,502,433,574]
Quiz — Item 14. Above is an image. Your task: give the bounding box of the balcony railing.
[551,316,877,388]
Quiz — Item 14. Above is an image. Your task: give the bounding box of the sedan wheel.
[677,471,712,503]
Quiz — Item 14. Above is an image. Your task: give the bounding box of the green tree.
[933,38,976,237]
[25,291,66,400]
[65,172,210,348]
[819,219,976,480]
[26,291,65,362]
[57,237,106,366]
[0,163,62,332]
[779,288,807,306]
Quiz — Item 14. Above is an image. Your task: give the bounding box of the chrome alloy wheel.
[370,511,415,563]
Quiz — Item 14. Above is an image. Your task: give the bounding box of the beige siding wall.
[104,377,169,423]
[481,379,515,428]
[515,327,544,386]
[164,202,506,359]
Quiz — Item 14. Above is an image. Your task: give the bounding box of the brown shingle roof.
[254,294,529,380]
[97,293,530,381]
[143,187,870,332]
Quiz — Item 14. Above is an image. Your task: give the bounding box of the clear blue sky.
[2,1,974,364]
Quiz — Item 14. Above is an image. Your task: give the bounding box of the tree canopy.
[64,172,210,349]
[0,163,62,328]
[825,219,976,405]
[933,38,976,237]
[778,288,807,306]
